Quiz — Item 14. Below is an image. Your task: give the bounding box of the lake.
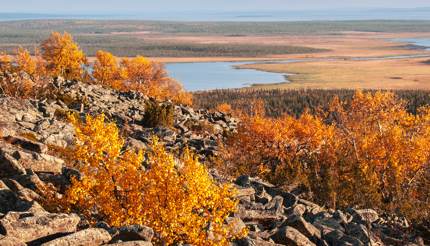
[394,38,430,50]
[165,62,287,91]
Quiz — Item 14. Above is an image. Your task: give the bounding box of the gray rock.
[333,210,351,224]
[41,228,112,246]
[113,225,154,242]
[0,212,80,243]
[345,223,370,244]
[287,204,307,217]
[0,150,26,178]
[0,236,26,246]
[3,136,47,154]
[287,215,321,240]
[236,175,251,187]
[271,226,316,246]
[0,185,36,214]
[298,199,323,216]
[351,209,379,224]
[237,208,286,224]
[108,242,153,246]
[235,187,256,199]
[265,196,284,215]
[226,217,247,237]
[255,188,272,204]
[235,237,283,246]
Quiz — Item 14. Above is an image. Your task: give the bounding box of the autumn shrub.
[2,33,192,104]
[0,48,50,98]
[92,50,122,89]
[41,32,87,80]
[58,114,244,245]
[222,91,430,221]
[142,101,175,128]
[0,52,12,71]
[93,50,192,105]
[215,103,232,114]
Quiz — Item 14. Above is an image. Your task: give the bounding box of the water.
[2,8,430,22]
[165,62,287,91]
[394,38,430,50]
[166,52,430,91]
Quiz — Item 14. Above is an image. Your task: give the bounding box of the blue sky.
[2,0,430,13]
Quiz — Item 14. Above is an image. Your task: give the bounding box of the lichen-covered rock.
[0,212,80,243]
[0,236,27,246]
[112,225,154,243]
[271,226,316,246]
[0,150,26,178]
[41,228,112,246]
[287,215,321,240]
[108,241,153,246]
[351,209,379,224]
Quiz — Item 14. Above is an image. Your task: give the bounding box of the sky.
[2,0,430,14]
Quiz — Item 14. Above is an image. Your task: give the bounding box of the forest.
[194,88,430,117]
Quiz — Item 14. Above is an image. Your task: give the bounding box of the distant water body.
[2,8,430,21]
[166,62,286,91]
[394,38,430,50]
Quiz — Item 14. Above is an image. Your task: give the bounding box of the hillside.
[0,77,428,246]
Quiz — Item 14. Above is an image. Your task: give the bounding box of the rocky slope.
[0,79,427,245]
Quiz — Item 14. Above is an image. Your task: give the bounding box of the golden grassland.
[223,31,430,90]
[83,32,430,63]
[147,32,430,63]
[240,57,430,90]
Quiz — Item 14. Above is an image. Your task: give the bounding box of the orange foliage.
[93,51,192,105]
[223,91,430,220]
[121,56,153,86]
[0,52,12,72]
[61,114,244,245]
[215,103,232,113]
[93,50,122,89]
[0,48,49,98]
[41,32,87,80]
[15,47,37,76]
[2,33,191,104]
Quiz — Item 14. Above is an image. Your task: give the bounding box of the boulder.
[287,204,307,217]
[265,196,284,215]
[0,187,35,214]
[112,225,154,242]
[271,226,316,246]
[42,228,112,246]
[0,150,26,178]
[0,236,26,246]
[235,187,256,199]
[351,209,379,224]
[250,178,297,208]
[322,229,344,245]
[287,215,321,240]
[0,212,80,243]
[255,188,272,204]
[333,210,351,224]
[235,236,283,246]
[3,136,47,154]
[108,242,153,246]
[226,217,247,237]
[237,208,286,224]
[345,222,370,244]
[298,199,323,216]
[312,214,344,232]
